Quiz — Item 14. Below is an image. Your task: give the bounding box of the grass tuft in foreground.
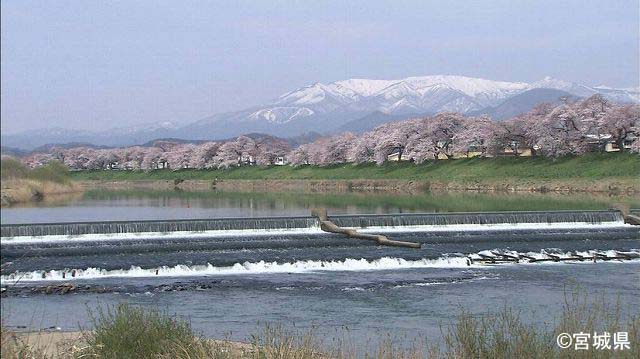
[439,290,639,359]
[81,304,213,359]
[1,325,46,359]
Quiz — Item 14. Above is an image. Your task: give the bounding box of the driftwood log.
[311,209,421,249]
[624,214,640,226]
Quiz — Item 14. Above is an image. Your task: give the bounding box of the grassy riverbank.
[71,153,639,194]
[0,159,80,206]
[71,153,638,182]
[3,289,638,358]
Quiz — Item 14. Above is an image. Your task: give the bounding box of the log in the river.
[311,209,421,249]
[624,214,640,226]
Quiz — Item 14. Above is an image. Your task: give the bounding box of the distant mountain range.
[2,75,638,150]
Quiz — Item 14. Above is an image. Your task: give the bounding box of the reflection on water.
[1,189,638,224]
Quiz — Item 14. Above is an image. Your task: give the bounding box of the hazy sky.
[2,0,639,133]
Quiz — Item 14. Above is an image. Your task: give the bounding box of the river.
[1,189,639,351]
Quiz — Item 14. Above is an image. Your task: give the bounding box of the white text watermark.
[556,332,631,351]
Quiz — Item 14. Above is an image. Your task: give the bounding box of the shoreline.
[0,179,82,207]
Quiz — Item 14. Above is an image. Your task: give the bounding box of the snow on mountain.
[267,73,637,125]
[279,75,528,107]
[528,76,597,97]
[109,121,178,135]
[249,107,315,124]
[4,74,638,150]
[264,75,533,123]
[205,74,639,135]
[592,85,640,103]
[404,75,528,104]
[333,78,395,96]
[529,76,639,102]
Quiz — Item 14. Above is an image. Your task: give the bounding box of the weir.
[0,210,626,238]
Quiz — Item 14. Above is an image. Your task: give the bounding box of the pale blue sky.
[2,0,638,133]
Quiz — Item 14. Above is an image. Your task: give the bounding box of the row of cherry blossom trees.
[23,136,291,170]
[290,95,639,166]
[22,95,639,170]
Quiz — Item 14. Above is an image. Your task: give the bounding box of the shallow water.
[2,261,639,349]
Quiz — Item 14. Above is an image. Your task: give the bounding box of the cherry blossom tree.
[141,147,165,170]
[216,141,241,169]
[216,136,257,168]
[404,113,465,162]
[287,144,311,166]
[23,152,55,168]
[190,142,220,169]
[165,144,196,169]
[372,120,419,165]
[321,133,355,165]
[495,116,534,156]
[598,103,640,152]
[348,131,377,164]
[255,137,290,166]
[306,137,330,166]
[121,146,148,170]
[451,116,501,157]
[524,103,594,158]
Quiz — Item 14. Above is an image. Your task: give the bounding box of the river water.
[3,189,639,224]
[1,190,639,350]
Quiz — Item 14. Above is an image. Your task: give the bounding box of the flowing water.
[1,190,639,350]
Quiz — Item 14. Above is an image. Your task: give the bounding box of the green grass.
[81,304,216,359]
[69,153,639,182]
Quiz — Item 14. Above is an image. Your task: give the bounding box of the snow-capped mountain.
[268,75,530,123]
[168,74,639,141]
[3,75,638,150]
[216,75,637,127]
[529,76,639,103]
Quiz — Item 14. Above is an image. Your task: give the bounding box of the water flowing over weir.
[328,210,624,228]
[0,210,626,238]
[1,209,638,289]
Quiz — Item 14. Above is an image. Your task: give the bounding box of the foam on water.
[0,256,473,284]
[3,249,638,285]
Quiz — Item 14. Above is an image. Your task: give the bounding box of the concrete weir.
[0,209,628,238]
[311,209,421,249]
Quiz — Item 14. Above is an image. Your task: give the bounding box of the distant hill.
[32,142,114,153]
[1,143,112,157]
[471,88,577,120]
[286,131,323,146]
[0,146,29,158]
[140,138,210,147]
